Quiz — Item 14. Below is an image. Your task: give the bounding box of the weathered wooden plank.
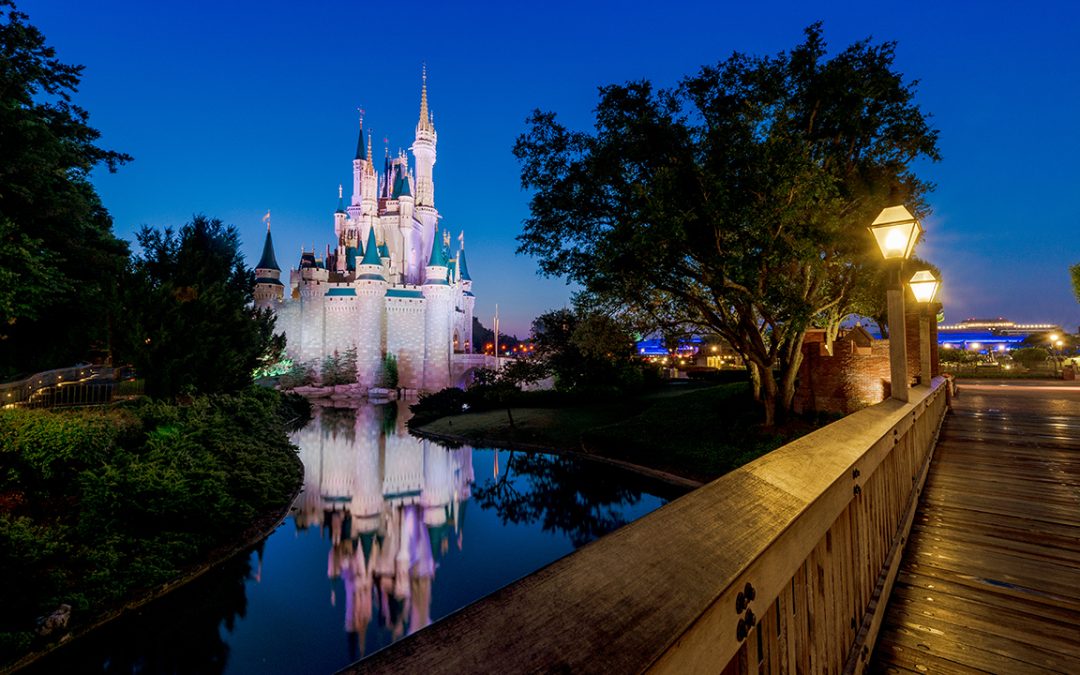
[870,382,1080,675]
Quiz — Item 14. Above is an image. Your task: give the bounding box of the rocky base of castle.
[288,384,419,401]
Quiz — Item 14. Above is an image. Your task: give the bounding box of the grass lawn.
[417,382,823,484]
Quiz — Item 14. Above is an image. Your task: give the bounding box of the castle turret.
[355,227,387,387]
[458,245,475,353]
[422,225,452,390]
[254,221,284,309]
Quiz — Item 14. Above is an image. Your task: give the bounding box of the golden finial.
[367,132,373,160]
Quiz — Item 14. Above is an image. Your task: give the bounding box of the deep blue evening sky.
[21,1,1080,336]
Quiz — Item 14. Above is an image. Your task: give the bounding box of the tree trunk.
[506,406,515,429]
[747,361,762,402]
[758,367,778,428]
[776,332,807,421]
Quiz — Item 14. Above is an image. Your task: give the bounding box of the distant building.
[937,318,1062,352]
[254,69,476,391]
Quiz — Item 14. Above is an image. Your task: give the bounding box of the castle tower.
[348,116,366,222]
[458,246,475,353]
[253,221,284,309]
[355,227,388,387]
[411,66,437,209]
[422,225,452,390]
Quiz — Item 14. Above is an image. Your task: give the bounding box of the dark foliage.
[0,388,301,666]
[0,0,132,377]
[118,215,283,400]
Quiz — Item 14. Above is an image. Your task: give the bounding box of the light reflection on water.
[30,401,672,674]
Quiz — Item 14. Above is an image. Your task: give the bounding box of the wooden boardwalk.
[871,381,1080,674]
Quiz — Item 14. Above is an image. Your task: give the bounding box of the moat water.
[31,402,673,674]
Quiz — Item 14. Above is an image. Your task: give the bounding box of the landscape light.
[908,270,940,304]
[868,205,922,260]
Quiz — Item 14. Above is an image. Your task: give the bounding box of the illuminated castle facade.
[254,71,475,391]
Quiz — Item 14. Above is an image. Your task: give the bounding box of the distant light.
[970,343,982,350]
[997,345,1006,351]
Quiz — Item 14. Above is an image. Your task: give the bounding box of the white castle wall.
[355,281,385,387]
[386,293,426,390]
[324,292,359,358]
[422,285,452,391]
[298,292,325,366]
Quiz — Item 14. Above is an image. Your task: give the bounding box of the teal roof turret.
[392,173,412,199]
[256,225,280,271]
[427,225,448,267]
[458,247,471,281]
[355,120,367,161]
[335,184,346,214]
[360,227,382,267]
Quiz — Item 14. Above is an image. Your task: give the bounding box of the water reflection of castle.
[291,403,473,655]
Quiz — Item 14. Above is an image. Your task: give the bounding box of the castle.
[254,71,476,391]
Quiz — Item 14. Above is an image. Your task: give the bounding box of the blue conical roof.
[355,122,366,161]
[256,227,279,271]
[427,226,448,267]
[458,247,471,281]
[360,227,382,266]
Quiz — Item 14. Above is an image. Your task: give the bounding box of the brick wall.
[793,303,941,415]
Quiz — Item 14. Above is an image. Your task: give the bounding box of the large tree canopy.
[120,216,282,400]
[0,0,131,376]
[514,24,940,424]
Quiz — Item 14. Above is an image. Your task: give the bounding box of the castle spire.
[427,223,448,267]
[336,184,346,214]
[256,220,280,271]
[355,110,367,161]
[360,226,382,267]
[417,64,434,135]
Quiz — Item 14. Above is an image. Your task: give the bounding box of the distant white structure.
[254,68,476,391]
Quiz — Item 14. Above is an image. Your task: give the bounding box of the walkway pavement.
[871,380,1080,673]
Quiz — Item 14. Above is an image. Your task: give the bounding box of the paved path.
[871,380,1080,673]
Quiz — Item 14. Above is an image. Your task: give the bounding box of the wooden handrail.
[344,378,947,674]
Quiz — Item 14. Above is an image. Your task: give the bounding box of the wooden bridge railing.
[347,378,948,675]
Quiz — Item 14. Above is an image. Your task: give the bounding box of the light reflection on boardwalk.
[872,380,1080,673]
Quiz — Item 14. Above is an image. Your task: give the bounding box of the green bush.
[0,388,302,667]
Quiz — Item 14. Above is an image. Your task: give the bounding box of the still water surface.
[33,402,672,674]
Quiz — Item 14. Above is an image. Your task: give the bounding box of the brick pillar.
[904,301,941,385]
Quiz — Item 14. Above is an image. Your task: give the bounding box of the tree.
[379,353,399,389]
[530,308,640,392]
[1010,347,1048,371]
[514,24,939,425]
[469,358,549,428]
[1071,263,1080,304]
[0,1,132,376]
[119,216,282,399]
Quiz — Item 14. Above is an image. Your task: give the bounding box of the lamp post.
[908,269,941,388]
[869,206,923,403]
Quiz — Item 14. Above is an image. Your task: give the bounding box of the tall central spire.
[417,63,434,135]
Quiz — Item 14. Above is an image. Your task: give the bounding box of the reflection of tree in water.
[26,545,259,675]
[320,405,358,442]
[472,452,647,548]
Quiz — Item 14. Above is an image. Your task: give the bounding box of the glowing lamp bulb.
[884,230,906,255]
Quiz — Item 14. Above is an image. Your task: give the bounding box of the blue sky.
[21,0,1080,336]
